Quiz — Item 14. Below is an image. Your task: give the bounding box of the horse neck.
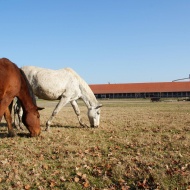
[66,68,98,108]
[79,82,98,109]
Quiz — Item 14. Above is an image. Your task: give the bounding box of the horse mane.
[65,68,98,106]
[19,69,37,105]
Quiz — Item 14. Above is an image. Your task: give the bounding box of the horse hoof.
[45,127,50,132]
[8,131,16,137]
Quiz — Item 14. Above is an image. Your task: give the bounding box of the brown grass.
[0,99,190,189]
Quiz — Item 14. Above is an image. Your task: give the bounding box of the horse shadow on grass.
[41,124,83,129]
[0,122,30,138]
[0,132,8,138]
[0,122,9,138]
[0,123,88,138]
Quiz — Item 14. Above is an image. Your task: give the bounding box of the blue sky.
[1,0,190,84]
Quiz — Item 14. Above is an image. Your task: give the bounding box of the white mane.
[65,68,98,106]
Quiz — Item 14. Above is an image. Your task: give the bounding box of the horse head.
[22,106,44,137]
[88,104,102,128]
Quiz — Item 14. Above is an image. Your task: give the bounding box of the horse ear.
[96,104,103,109]
[37,107,45,111]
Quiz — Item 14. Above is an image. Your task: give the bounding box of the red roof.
[89,82,190,94]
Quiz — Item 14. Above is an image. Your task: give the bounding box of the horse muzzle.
[30,129,41,137]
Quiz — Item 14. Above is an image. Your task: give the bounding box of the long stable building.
[89,81,190,99]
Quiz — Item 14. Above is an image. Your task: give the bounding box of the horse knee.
[52,110,59,116]
[76,111,80,116]
[45,121,51,131]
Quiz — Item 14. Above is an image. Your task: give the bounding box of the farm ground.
[0,99,190,189]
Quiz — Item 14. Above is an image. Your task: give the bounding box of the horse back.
[0,58,21,97]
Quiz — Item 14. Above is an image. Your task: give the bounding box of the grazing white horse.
[21,66,102,130]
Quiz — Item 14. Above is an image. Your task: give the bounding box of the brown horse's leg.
[1,100,16,137]
[4,107,16,137]
[0,97,17,136]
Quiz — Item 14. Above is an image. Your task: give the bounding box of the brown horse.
[0,58,42,137]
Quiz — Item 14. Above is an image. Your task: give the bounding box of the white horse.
[21,66,102,130]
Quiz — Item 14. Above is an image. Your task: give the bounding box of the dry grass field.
[0,99,190,189]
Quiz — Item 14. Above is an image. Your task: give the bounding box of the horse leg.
[13,100,24,130]
[14,108,23,130]
[18,107,24,130]
[4,107,16,137]
[13,98,23,130]
[45,96,70,131]
[70,100,88,127]
[0,97,16,136]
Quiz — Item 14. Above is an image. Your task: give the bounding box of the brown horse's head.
[22,106,43,137]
